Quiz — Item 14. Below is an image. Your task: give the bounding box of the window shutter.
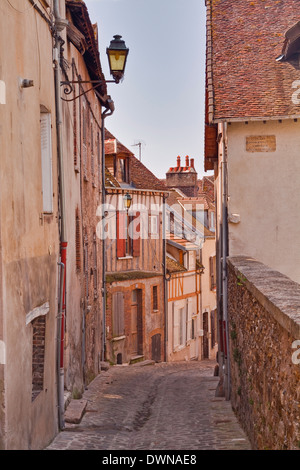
[40,112,53,213]
[116,211,126,258]
[132,211,140,257]
[112,292,124,336]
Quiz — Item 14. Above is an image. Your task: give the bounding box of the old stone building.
[163,163,217,362]
[0,0,60,450]
[0,0,114,449]
[205,0,300,449]
[104,130,167,364]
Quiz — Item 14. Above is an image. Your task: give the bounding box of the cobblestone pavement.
[46,360,252,451]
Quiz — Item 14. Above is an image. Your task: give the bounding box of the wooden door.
[203,312,209,359]
[151,333,161,362]
[131,289,143,355]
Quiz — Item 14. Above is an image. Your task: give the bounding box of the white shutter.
[40,112,53,213]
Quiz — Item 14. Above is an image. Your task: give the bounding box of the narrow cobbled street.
[46,360,251,451]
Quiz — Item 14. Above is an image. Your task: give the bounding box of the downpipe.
[57,260,65,430]
[221,122,231,400]
[100,99,115,362]
[53,0,67,430]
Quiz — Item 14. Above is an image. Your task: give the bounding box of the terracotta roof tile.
[105,129,166,191]
[129,157,167,191]
[206,0,300,121]
[104,129,134,156]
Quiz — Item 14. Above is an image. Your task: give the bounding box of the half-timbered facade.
[104,131,167,364]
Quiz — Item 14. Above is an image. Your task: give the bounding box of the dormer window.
[119,157,129,183]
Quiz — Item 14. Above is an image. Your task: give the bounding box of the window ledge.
[111,335,126,342]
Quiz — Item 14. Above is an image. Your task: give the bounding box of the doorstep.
[64,398,87,424]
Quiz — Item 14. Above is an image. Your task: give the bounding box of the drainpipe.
[53,0,68,430]
[100,98,115,362]
[163,194,168,362]
[220,122,230,400]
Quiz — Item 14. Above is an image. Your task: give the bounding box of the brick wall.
[106,275,165,364]
[227,257,300,450]
[32,315,46,401]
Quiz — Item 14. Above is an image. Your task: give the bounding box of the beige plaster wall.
[227,119,300,283]
[0,2,59,449]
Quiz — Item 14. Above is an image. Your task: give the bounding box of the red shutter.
[116,211,126,258]
[132,211,140,257]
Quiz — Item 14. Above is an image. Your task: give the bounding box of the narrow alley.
[46,360,251,451]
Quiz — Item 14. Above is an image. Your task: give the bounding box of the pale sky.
[84,0,209,180]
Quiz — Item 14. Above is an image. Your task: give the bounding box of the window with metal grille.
[152,285,158,311]
[32,315,46,401]
[75,208,81,271]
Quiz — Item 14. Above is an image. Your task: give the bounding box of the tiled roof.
[206,0,300,122]
[104,129,167,191]
[166,255,187,274]
[129,157,167,191]
[104,129,133,157]
[66,1,107,95]
[105,167,120,188]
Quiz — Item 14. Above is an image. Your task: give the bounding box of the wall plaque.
[246,135,276,153]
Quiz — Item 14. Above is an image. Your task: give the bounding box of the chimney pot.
[185,156,189,166]
[190,158,194,168]
[177,156,181,168]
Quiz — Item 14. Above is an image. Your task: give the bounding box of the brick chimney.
[165,155,198,196]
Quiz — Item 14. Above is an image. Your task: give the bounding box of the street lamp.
[61,35,129,100]
[106,35,129,84]
[123,192,132,211]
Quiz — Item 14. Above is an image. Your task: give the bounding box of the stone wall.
[227,256,300,450]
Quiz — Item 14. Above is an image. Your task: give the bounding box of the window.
[211,309,217,348]
[97,131,101,187]
[73,91,78,168]
[179,308,185,345]
[209,256,216,290]
[149,214,159,238]
[84,232,89,300]
[210,211,215,232]
[112,292,124,336]
[152,285,158,311]
[119,158,129,182]
[40,110,53,213]
[93,233,98,299]
[191,318,195,340]
[82,100,88,181]
[91,123,95,186]
[116,211,140,258]
[75,208,81,271]
[32,315,46,401]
